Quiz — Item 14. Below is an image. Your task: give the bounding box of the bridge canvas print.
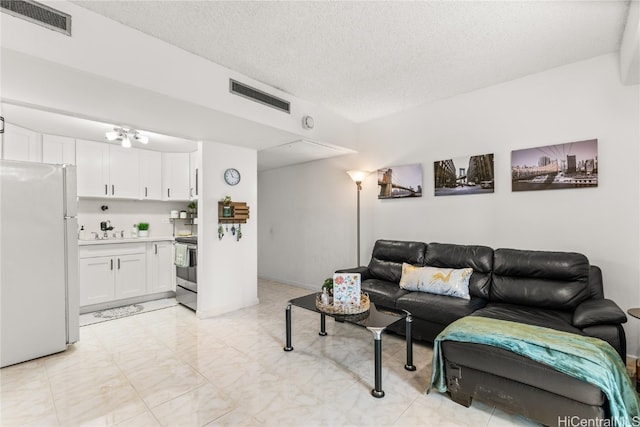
[512,139,598,192]
[378,164,423,199]
[434,153,495,196]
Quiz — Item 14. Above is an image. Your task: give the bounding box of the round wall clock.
[224,168,241,186]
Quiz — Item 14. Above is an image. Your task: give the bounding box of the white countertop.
[78,236,183,246]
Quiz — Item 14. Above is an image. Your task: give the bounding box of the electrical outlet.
[162,218,171,224]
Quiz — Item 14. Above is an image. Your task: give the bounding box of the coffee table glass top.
[288,293,405,329]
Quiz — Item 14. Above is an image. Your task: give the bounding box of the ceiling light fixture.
[105,127,149,147]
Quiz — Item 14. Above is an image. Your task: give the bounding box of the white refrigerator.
[1,159,79,368]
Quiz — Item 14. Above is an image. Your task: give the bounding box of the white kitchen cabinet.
[139,149,162,200]
[162,152,190,201]
[1,123,41,162]
[114,253,147,299]
[79,256,115,306]
[79,243,147,307]
[149,241,175,293]
[109,145,140,198]
[189,150,200,200]
[76,139,139,198]
[42,134,75,165]
[76,139,109,197]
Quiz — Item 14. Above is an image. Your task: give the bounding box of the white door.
[152,242,175,292]
[115,253,147,299]
[162,152,190,200]
[109,145,140,198]
[189,150,200,200]
[79,256,115,306]
[140,150,162,200]
[76,140,109,197]
[2,123,41,162]
[42,134,75,165]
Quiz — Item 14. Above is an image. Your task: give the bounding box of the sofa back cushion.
[492,248,590,310]
[424,242,494,299]
[368,240,427,283]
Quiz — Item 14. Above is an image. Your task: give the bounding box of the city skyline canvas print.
[511,139,598,192]
[378,164,423,199]
[434,153,495,196]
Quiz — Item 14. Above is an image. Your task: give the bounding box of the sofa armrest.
[573,299,627,328]
[335,266,372,281]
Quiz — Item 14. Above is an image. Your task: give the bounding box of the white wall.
[78,199,193,239]
[258,53,640,355]
[198,141,258,317]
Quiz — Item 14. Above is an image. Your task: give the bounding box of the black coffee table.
[284,293,416,398]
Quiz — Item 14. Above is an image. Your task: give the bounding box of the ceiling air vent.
[229,79,290,114]
[1,0,71,36]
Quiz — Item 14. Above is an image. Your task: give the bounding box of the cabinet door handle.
[154,244,158,254]
[145,187,148,197]
[105,184,108,195]
[110,259,113,270]
[112,185,115,195]
[118,258,120,269]
[195,168,198,195]
[167,188,171,198]
[190,188,193,198]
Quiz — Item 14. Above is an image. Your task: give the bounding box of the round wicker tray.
[315,292,370,315]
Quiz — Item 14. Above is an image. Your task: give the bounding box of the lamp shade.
[346,170,370,183]
[105,130,120,141]
[121,135,132,148]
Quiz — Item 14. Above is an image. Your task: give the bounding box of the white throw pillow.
[399,263,473,300]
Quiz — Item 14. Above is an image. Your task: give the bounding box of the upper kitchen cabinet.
[139,149,162,200]
[1,123,42,162]
[76,140,140,198]
[162,152,190,201]
[189,150,200,200]
[42,134,75,165]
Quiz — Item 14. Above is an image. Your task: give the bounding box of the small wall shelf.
[218,201,250,224]
[170,214,197,236]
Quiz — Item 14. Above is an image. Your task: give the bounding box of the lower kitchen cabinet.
[114,253,147,300]
[149,241,175,293]
[79,240,175,310]
[79,243,147,307]
[79,256,116,306]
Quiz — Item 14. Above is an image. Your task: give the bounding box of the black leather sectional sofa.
[338,239,628,424]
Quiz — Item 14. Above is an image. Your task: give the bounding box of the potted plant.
[221,196,233,218]
[188,201,197,218]
[138,222,150,237]
[322,278,334,295]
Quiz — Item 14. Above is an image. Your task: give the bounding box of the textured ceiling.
[72,1,630,123]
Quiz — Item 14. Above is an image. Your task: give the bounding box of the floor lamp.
[346,170,370,266]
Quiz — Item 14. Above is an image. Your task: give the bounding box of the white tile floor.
[1,279,538,426]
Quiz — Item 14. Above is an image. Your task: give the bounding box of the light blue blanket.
[429,316,640,426]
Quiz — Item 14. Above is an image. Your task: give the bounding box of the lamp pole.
[347,170,369,267]
[356,179,362,266]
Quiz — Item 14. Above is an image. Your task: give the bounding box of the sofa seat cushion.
[442,341,605,406]
[472,303,584,336]
[361,279,410,309]
[395,292,487,325]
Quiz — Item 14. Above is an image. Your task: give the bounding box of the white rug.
[80,298,179,327]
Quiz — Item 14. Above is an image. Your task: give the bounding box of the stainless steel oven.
[174,236,197,311]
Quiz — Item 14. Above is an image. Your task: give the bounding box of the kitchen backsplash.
[78,199,196,239]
